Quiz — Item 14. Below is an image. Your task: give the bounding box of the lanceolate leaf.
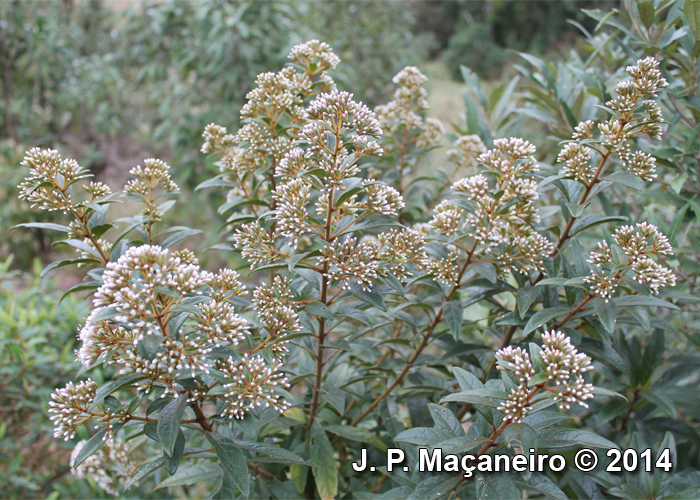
[443,300,463,337]
[157,396,189,456]
[206,432,250,498]
[71,427,108,469]
[309,421,337,500]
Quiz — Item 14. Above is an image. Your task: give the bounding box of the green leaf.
[394,428,455,446]
[323,387,346,415]
[518,286,540,319]
[614,295,680,311]
[160,228,203,248]
[347,283,386,311]
[164,430,186,475]
[685,0,700,38]
[671,172,688,194]
[41,258,99,278]
[158,396,189,456]
[290,463,308,495]
[324,425,387,452]
[433,436,491,454]
[537,428,619,449]
[514,473,568,500]
[305,302,334,320]
[476,472,518,500]
[309,421,337,500]
[72,428,108,469]
[206,432,249,498]
[641,391,677,419]
[428,403,464,437]
[233,440,306,463]
[54,239,102,259]
[124,457,166,490]
[88,373,145,411]
[11,222,69,232]
[440,392,500,408]
[443,300,463,337]
[605,171,645,191]
[472,261,497,283]
[570,215,627,236]
[638,1,655,29]
[155,463,222,489]
[594,297,617,335]
[452,367,484,391]
[502,423,538,452]
[408,476,462,500]
[523,307,569,335]
[210,471,238,500]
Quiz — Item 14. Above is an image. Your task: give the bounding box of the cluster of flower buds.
[374,67,445,189]
[18,148,92,213]
[447,134,488,171]
[557,57,667,186]
[495,346,536,421]
[495,331,595,422]
[70,438,135,495]
[252,276,300,353]
[123,158,179,230]
[540,330,594,410]
[49,379,98,440]
[424,138,553,281]
[585,222,675,300]
[219,354,291,419]
[376,66,443,144]
[201,40,340,217]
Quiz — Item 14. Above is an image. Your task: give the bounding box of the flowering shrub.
[16,33,697,499]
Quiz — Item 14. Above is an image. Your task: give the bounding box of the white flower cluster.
[48,379,98,440]
[557,57,667,186]
[252,276,300,354]
[54,242,294,439]
[540,330,594,410]
[447,134,488,171]
[585,222,675,299]
[18,148,91,213]
[219,354,291,419]
[425,138,553,279]
[70,438,136,495]
[495,331,595,422]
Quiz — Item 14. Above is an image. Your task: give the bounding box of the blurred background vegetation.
[3,0,699,498]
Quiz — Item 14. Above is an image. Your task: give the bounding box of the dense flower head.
[219,354,291,419]
[585,223,675,299]
[447,134,488,170]
[432,139,552,278]
[288,39,341,72]
[496,332,595,421]
[253,276,300,346]
[540,330,592,385]
[18,148,91,212]
[495,346,535,384]
[49,379,98,440]
[320,237,380,291]
[124,158,179,195]
[376,228,428,280]
[558,142,594,184]
[234,222,279,267]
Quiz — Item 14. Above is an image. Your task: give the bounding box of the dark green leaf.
[443,300,463,337]
[309,421,337,500]
[72,428,108,469]
[158,396,189,456]
[206,432,249,498]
